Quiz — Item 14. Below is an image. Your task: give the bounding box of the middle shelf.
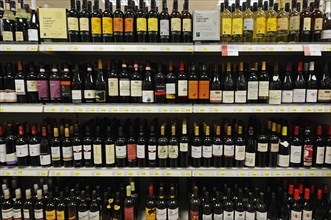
[0,104,330,113]
[1,167,330,177]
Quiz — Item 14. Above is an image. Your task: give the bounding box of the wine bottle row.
[0,177,139,220]
[1,116,331,169]
[1,60,330,104]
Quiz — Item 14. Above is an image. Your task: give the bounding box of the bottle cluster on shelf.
[1,60,330,104]
[1,116,331,169]
[187,179,331,220]
[0,177,139,220]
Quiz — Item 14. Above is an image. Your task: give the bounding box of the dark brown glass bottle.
[311,0,323,42]
[80,0,91,42]
[169,124,178,168]
[158,125,168,167]
[159,0,170,42]
[203,125,213,167]
[148,0,158,42]
[145,184,156,220]
[224,125,234,168]
[124,0,135,42]
[235,125,245,168]
[68,0,80,42]
[192,125,202,168]
[257,124,268,167]
[136,0,147,42]
[62,127,73,167]
[290,125,303,167]
[113,0,124,42]
[182,0,192,42]
[170,0,181,42]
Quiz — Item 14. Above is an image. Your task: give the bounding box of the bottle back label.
[2,31,13,41]
[277,154,290,167]
[302,210,312,220]
[306,89,317,102]
[210,90,222,103]
[235,90,246,103]
[290,16,300,31]
[293,89,306,103]
[13,207,22,218]
[245,211,255,220]
[257,143,268,152]
[224,145,234,157]
[27,80,38,92]
[223,91,234,103]
[277,18,289,31]
[270,143,279,152]
[148,145,156,160]
[290,210,302,220]
[213,213,223,220]
[188,80,198,99]
[221,18,232,35]
[23,209,30,219]
[16,144,29,157]
[137,18,147,32]
[178,80,188,97]
[314,18,323,31]
[127,143,137,161]
[89,210,100,220]
[202,214,212,220]
[232,18,243,35]
[235,211,245,219]
[256,211,267,220]
[258,81,269,97]
[79,18,90,31]
[78,211,89,220]
[303,17,311,31]
[51,146,60,160]
[91,17,101,35]
[56,210,65,220]
[73,145,82,161]
[113,18,123,32]
[168,208,178,220]
[34,209,44,220]
[2,208,13,219]
[145,207,156,220]
[256,17,266,35]
[46,210,56,220]
[137,144,145,159]
[0,144,6,163]
[103,17,113,34]
[247,81,258,100]
[72,90,82,102]
[303,145,313,166]
[49,80,61,99]
[142,90,154,103]
[63,146,73,161]
[130,80,142,97]
[244,18,254,31]
[318,89,331,101]
[213,144,223,156]
[166,83,176,99]
[116,145,127,159]
[83,145,92,160]
[268,90,281,104]
[189,210,199,220]
[281,90,293,103]
[290,145,302,163]
[119,79,130,96]
[6,152,17,165]
[108,78,119,96]
[198,80,210,99]
[40,154,51,166]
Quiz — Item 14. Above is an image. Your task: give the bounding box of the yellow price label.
[239,172,245,176]
[317,108,323,112]
[269,47,274,51]
[101,108,106,112]
[123,108,129,112]
[220,172,226,176]
[213,109,219,112]
[165,47,171,51]
[275,172,281,176]
[98,47,103,51]
[237,108,243,112]
[185,108,191,112]
[0,108,4,112]
[112,108,118,112]
[17,170,23,175]
[55,172,61,176]
[287,47,293,51]
[119,47,125,51]
[280,108,285,112]
[186,47,193,51]
[202,47,208,51]
[198,172,203,176]
[47,47,54,51]
[165,172,171,176]
[268,108,273,112]
[174,109,179,113]
[5,171,11,176]
[260,47,266,51]
[297,172,303,176]
[72,47,79,51]
[50,108,56,112]
[285,172,292,176]
[146,108,151,112]
[74,172,80,176]
[77,108,83,112]
[162,109,168,112]
[64,108,70,112]
[185,172,191,176]
[116,172,122,176]
[325,172,331,176]
[140,172,146,176]
[199,109,205,112]
[306,108,312,112]
[264,172,270,176]
[309,172,315,176]
[291,108,297,112]
[153,172,159,176]
[247,47,253,51]
[95,172,101,176]
[41,172,47,176]
[4,46,11,51]
[128,172,133,176]
[30,47,37,51]
[140,47,147,51]
[252,172,258,176]
[256,108,261,112]
[90,108,95,112]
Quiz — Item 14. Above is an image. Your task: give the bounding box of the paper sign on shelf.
[304,45,322,56]
[221,44,239,56]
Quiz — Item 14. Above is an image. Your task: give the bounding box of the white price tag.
[304,45,322,56]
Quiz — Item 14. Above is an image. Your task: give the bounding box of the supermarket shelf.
[0,44,38,52]
[193,104,331,113]
[0,104,44,113]
[0,167,48,177]
[39,43,194,52]
[43,104,192,113]
[191,168,331,177]
[48,168,192,177]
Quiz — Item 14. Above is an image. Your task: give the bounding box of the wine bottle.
[247,62,258,103]
[112,0,123,42]
[49,64,61,103]
[5,123,17,166]
[314,125,325,167]
[34,189,44,220]
[257,124,268,167]
[84,64,96,103]
[202,191,212,219]
[293,61,306,103]
[78,191,89,220]
[311,0,323,42]
[1,189,13,219]
[27,0,39,42]
[290,125,302,167]
[234,125,245,168]
[268,62,282,104]
[326,126,331,168]
[258,61,269,103]
[127,126,137,167]
[189,186,200,220]
[45,192,56,220]
[198,64,210,103]
[313,189,326,220]
[306,61,318,103]
[223,188,234,219]
[221,0,232,42]
[88,190,100,219]
[224,125,234,168]
[107,61,119,103]
[202,125,212,167]
[147,0,158,42]
[62,127,73,167]
[179,121,189,168]
[277,125,290,168]
[245,126,256,167]
[28,124,40,166]
[191,125,202,168]
[169,124,178,168]
[154,64,166,103]
[303,188,313,220]
[253,0,266,42]
[136,125,146,167]
[23,189,33,219]
[291,189,302,220]
[56,191,66,220]
[102,0,113,42]
[167,186,179,220]
[177,61,188,103]
[182,0,192,42]
[67,0,80,42]
[268,122,279,167]
[210,63,222,104]
[72,63,83,103]
[303,126,314,167]
[282,63,294,103]
[158,125,168,167]
[136,0,147,42]
[50,127,61,167]
[300,0,311,42]
[131,63,143,103]
[115,127,127,167]
[165,62,176,103]
[37,63,49,103]
[255,192,267,220]
[145,184,156,219]
[72,124,82,167]
[60,64,72,103]
[16,125,28,166]
[119,62,130,103]
[124,0,135,42]
[4,63,17,103]
[318,62,331,103]
[267,192,277,220]
[104,125,115,167]
[266,0,277,42]
[95,59,106,103]
[231,0,243,42]
[2,0,15,42]
[188,64,199,103]
[26,62,39,103]
[148,126,157,167]
[235,62,246,103]
[80,0,91,42]
[243,0,254,42]
[14,61,27,103]
[142,64,154,103]
[170,0,181,42]
[91,0,102,42]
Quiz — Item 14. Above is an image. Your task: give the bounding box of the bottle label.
[160,20,170,36]
[191,145,202,158]
[27,28,38,41]
[258,81,269,97]
[293,89,306,103]
[290,145,302,163]
[13,208,22,218]
[73,145,82,161]
[223,91,235,103]
[148,145,156,160]
[235,211,245,219]
[244,18,254,31]
[96,90,106,102]
[256,211,267,220]
[277,18,289,31]
[72,90,82,101]
[224,145,234,157]
[130,80,142,97]
[124,207,134,220]
[168,208,179,220]
[0,144,6,163]
[91,17,102,35]
[221,18,232,35]
[2,208,13,219]
[156,208,166,220]
[247,81,258,100]
[223,211,234,220]
[303,144,313,166]
[213,213,223,220]
[119,79,130,96]
[166,83,176,99]
[108,78,119,96]
[142,90,154,103]
[325,146,331,164]
[6,152,17,165]
[171,18,181,32]
[169,145,178,159]
[50,80,61,99]
[113,18,123,32]
[3,31,13,41]
[89,210,100,220]
[302,210,312,220]
[158,145,168,159]
[318,89,331,101]
[190,210,199,220]
[56,210,65,220]
[51,146,60,160]
[268,90,281,104]
[235,90,246,103]
[290,210,302,220]
[210,90,223,103]
[306,89,317,102]
[124,18,134,33]
[78,211,89,220]
[188,80,198,99]
[256,17,266,34]
[235,145,245,160]
[63,146,73,161]
[183,18,192,32]
[213,144,223,156]
[321,29,331,40]
[303,17,311,31]
[232,18,243,35]
[127,143,137,161]
[84,90,96,99]
[257,143,268,152]
[271,143,279,153]
[105,144,115,164]
[34,209,44,219]
[155,84,166,96]
[282,90,293,103]
[245,211,255,220]
[15,79,26,95]
[316,146,325,165]
[203,145,212,158]
[137,144,145,159]
[23,209,30,219]
[178,80,188,97]
[267,17,277,32]
[148,18,158,32]
[116,145,127,158]
[290,16,300,31]
[103,17,113,34]
[27,80,38,92]
[46,210,56,219]
[60,81,71,98]
[202,214,212,220]
[40,154,51,165]
[199,80,210,99]
[16,144,29,157]
[79,17,90,31]
[83,145,92,160]
[245,152,256,167]
[277,154,290,167]
[145,207,156,220]
[4,90,17,103]
[314,18,323,31]
[68,17,79,31]
[180,143,188,152]
[137,18,147,32]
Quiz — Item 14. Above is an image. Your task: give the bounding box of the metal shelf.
[0,167,48,176]
[0,104,44,113]
[0,44,38,52]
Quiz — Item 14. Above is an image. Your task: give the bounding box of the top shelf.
[1,43,330,55]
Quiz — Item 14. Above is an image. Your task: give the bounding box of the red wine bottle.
[313,189,326,220]
[235,125,245,168]
[169,124,178,168]
[16,125,28,166]
[115,127,127,167]
[291,189,302,220]
[290,125,302,167]
[158,125,168,167]
[189,186,200,220]
[213,125,223,168]
[191,125,202,168]
[302,188,313,220]
[179,121,189,168]
[314,125,325,167]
